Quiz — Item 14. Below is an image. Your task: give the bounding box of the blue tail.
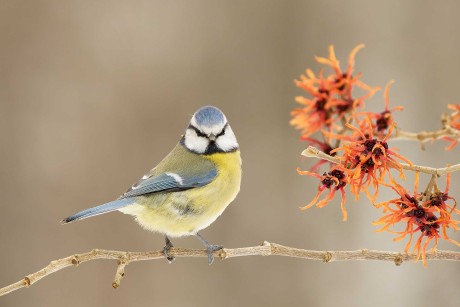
[61,198,134,224]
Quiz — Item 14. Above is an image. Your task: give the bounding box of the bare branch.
[1,242,460,297]
[392,126,460,147]
[302,146,460,176]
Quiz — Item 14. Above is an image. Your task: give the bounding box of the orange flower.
[293,44,460,266]
[291,45,379,138]
[423,173,460,224]
[419,176,460,265]
[328,120,412,202]
[315,45,379,102]
[374,175,460,265]
[291,94,332,137]
[362,81,403,137]
[298,166,349,221]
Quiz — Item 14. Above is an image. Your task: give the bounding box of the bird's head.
[182,106,239,154]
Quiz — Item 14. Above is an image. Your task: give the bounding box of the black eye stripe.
[216,123,228,138]
[189,125,207,138]
[189,123,228,139]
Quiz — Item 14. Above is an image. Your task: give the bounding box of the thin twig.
[423,174,439,201]
[1,242,460,297]
[302,146,460,176]
[392,125,460,150]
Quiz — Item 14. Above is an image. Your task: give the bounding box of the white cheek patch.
[184,128,209,154]
[216,125,238,151]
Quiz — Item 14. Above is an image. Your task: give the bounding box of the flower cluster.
[295,45,411,219]
[293,45,460,264]
[374,175,460,265]
[330,122,412,203]
[299,122,412,221]
[291,45,379,138]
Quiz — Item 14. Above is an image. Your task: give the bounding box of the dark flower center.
[414,207,425,219]
[376,111,391,131]
[335,73,348,91]
[422,216,440,236]
[428,193,449,207]
[321,169,347,189]
[315,99,327,111]
[336,99,354,113]
[330,169,345,180]
[321,177,334,188]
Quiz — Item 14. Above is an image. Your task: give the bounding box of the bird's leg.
[163,235,175,263]
[195,232,223,265]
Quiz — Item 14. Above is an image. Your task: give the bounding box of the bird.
[61,106,242,264]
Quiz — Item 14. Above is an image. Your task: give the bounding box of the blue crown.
[194,106,226,127]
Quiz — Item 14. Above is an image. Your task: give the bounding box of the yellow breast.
[193,150,242,217]
[122,150,242,237]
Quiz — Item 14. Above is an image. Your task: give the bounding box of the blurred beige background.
[1,0,460,306]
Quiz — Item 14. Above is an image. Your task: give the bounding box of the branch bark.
[302,146,460,176]
[392,126,460,149]
[2,242,460,297]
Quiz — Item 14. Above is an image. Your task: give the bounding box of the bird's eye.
[215,124,228,138]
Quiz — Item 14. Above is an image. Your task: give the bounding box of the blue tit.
[61,106,242,264]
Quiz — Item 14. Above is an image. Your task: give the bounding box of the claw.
[195,232,223,265]
[206,244,223,264]
[163,236,175,263]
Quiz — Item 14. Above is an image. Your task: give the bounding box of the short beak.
[209,134,216,141]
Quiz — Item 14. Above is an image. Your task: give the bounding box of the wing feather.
[121,169,217,198]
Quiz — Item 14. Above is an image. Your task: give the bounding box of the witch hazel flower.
[374,175,460,265]
[328,119,412,202]
[298,165,349,221]
[361,81,404,138]
[314,44,379,104]
[291,45,379,138]
[294,45,460,266]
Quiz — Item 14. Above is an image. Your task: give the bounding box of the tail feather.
[61,198,134,224]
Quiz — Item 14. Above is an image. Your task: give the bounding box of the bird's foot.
[195,232,223,265]
[163,236,175,263]
[206,244,223,265]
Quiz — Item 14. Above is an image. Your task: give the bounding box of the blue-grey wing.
[120,169,217,199]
